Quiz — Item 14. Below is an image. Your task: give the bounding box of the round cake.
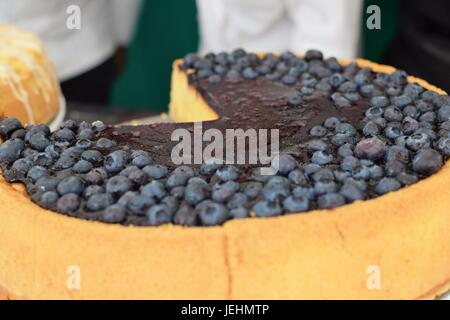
[0,49,449,300]
[0,24,61,126]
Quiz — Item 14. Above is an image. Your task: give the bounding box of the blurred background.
[1,0,448,123]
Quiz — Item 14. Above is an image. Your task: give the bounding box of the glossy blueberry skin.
[271,154,297,175]
[57,176,84,195]
[216,165,240,181]
[104,150,129,173]
[86,193,113,212]
[166,166,195,189]
[412,148,443,175]
[196,201,229,226]
[143,165,168,179]
[375,178,401,195]
[283,195,309,213]
[0,138,25,164]
[173,203,198,226]
[39,191,59,209]
[184,182,208,206]
[105,176,132,197]
[317,193,346,209]
[103,204,127,223]
[56,193,80,213]
[141,180,167,200]
[311,150,334,165]
[147,204,173,226]
[0,118,23,139]
[127,195,155,216]
[252,201,283,217]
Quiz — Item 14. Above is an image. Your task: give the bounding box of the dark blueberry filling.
[1,49,449,227]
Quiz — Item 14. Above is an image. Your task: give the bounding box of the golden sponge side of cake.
[0,24,61,125]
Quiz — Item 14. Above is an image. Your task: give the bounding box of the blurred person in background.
[0,0,142,105]
[383,0,450,93]
[196,0,363,59]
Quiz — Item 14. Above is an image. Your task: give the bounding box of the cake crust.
[0,58,449,300]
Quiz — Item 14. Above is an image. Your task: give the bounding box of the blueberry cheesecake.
[1,46,449,299]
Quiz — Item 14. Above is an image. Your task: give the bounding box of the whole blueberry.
[304,49,323,61]
[314,179,337,195]
[35,176,59,192]
[127,195,155,215]
[242,67,258,79]
[229,207,248,219]
[384,160,405,177]
[386,145,410,163]
[317,193,346,209]
[173,203,198,226]
[271,154,297,175]
[57,176,84,195]
[244,182,263,199]
[81,150,103,165]
[406,133,430,151]
[309,125,327,137]
[331,133,356,147]
[29,133,50,151]
[161,196,179,215]
[402,117,419,135]
[375,178,401,195]
[354,137,386,161]
[263,183,290,202]
[196,201,229,226]
[252,201,282,217]
[324,117,341,129]
[53,128,76,142]
[370,96,390,108]
[341,156,360,172]
[56,193,80,213]
[104,150,129,173]
[436,137,450,156]
[86,193,113,212]
[288,169,308,185]
[147,204,173,226]
[103,204,127,223]
[83,185,104,199]
[39,191,59,209]
[362,121,380,136]
[216,165,240,181]
[106,176,132,196]
[292,186,315,200]
[73,160,93,173]
[184,182,208,206]
[9,158,32,179]
[227,193,248,210]
[384,122,403,139]
[306,139,328,153]
[27,165,48,182]
[312,168,335,182]
[141,180,167,200]
[311,150,334,165]
[96,138,115,149]
[0,118,23,139]
[0,138,25,164]
[337,143,354,158]
[412,148,443,175]
[283,195,309,213]
[143,164,168,179]
[397,173,419,186]
[77,128,95,140]
[166,166,195,189]
[340,182,364,202]
[85,167,108,185]
[437,105,450,122]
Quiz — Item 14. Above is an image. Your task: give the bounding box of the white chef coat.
[196,0,363,59]
[0,0,141,81]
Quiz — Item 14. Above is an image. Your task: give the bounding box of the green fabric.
[111,0,399,111]
[110,0,199,111]
[362,0,399,62]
